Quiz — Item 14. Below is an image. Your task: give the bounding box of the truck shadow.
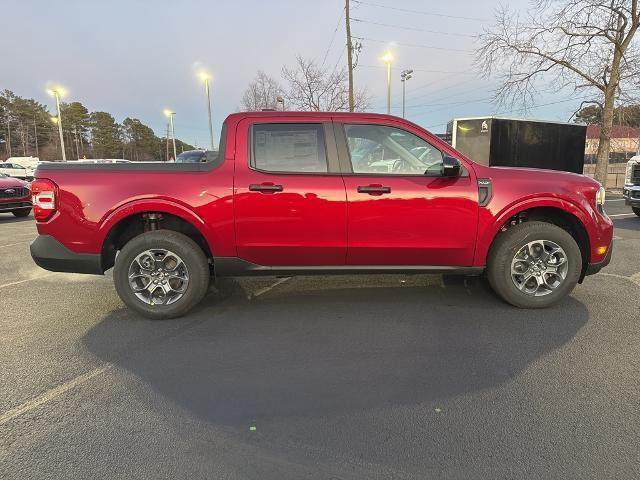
[82,277,588,426]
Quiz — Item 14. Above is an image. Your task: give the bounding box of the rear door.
[335,120,479,266]
[233,117,347,266]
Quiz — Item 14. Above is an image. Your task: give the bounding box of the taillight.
[31,179,58,222]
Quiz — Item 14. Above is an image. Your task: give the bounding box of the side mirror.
[442,156,461,177]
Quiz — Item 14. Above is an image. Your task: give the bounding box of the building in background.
[584,125,640,164]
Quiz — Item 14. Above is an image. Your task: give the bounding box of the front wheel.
[113,230,210,319]
[487,221,582,308]
[633,207,640,217]
[12,208,31,218]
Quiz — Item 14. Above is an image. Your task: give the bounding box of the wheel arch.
[98,200,217,272]
[478,198,593,280]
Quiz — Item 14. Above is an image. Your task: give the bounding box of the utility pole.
[51,89,66,161]
[6,114,11,157]
[33,118,39,157]
[73,126,80,159]
[165,123,170,162]
[345,0,354,112]
[163,110,177,160]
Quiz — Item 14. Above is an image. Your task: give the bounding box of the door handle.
[249,183,283,193]
[357,185,391,194]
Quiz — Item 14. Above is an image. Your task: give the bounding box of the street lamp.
[47,87,67,161]
[381,51,394,115]
[163,109,177,161]
[276,96,285,111]
[198,71,215,151]
[400,69,413,119]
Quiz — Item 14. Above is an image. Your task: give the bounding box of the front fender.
[474,195,596,266]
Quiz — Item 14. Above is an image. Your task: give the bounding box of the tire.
[487,221,582,308]
[633,207,640,217]
[113,230,210,319]
[12,208,31,218]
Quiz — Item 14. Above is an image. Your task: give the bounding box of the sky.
[2,0,586,146]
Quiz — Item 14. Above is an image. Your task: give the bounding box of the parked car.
[7,157,40,179]
[0,162,29,180]
[623,154,640,216]
[0,173,32,217]
[29,112,613,319]
[175,150,218,163]
[70,159,132,164]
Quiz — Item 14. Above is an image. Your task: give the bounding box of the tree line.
[0,89,194,161]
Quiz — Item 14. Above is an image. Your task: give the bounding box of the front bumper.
[585,241,613,277]
[622,185,640,206]
[0,200,31,212]
[30,235,103,275]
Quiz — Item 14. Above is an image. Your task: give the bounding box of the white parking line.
[249,277,292,299]
[0,241,30,248]
[0,274,54,290]
[0,364,112,426]
[609,213,637,218]
[605,199,626,202]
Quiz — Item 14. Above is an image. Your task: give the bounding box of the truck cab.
[623,150,640,216]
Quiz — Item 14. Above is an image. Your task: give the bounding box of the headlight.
[596,186,606,207]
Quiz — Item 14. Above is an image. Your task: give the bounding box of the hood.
[476,164,600,187]
[0,175,27,188]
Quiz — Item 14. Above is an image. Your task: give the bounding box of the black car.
[175,150,218,163]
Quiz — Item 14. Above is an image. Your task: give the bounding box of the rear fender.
[97,199,219,254]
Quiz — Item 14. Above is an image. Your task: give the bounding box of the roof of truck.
[226,111,400,120]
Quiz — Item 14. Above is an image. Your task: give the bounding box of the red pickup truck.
[30,112,612,319]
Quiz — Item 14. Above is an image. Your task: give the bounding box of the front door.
[337,121,478,266]
[234,119,347,266]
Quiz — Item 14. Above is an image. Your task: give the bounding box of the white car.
[7,157,40,178]
[0,162,29,179]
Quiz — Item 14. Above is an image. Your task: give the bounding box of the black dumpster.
[446,117,586,174]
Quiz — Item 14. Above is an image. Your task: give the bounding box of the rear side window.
[251,123,327,173]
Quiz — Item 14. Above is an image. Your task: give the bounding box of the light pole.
[381,51,394,114]
[47,87,67,161]
[164,110,177,160]
[276,96,285,111]
[400,69,413,119]
[198,72,215,151]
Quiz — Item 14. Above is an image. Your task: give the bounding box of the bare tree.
[477,0,640,184]
[281,56,370,112]
[241,71,284,111]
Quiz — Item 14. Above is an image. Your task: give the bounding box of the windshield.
[176,151,205,163]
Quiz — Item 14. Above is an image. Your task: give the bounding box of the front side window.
[252,123,327,173]
[344,124,444,175]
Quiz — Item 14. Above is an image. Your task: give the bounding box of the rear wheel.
[633,207,640,217]
[487,221,582,308]
[113,230,210,319]
[12,208,31,218]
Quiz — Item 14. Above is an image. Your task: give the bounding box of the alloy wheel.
[510,239,568,296]
[128,249,190,305]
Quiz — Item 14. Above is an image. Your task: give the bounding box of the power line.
[350,0,491,22]
[351,18,476,38]
[321,10,345,68]
[353,36,473,53]
[358,65,474,75]
[422,96,594,128]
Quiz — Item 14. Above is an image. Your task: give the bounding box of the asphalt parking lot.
[1,198,639,479]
